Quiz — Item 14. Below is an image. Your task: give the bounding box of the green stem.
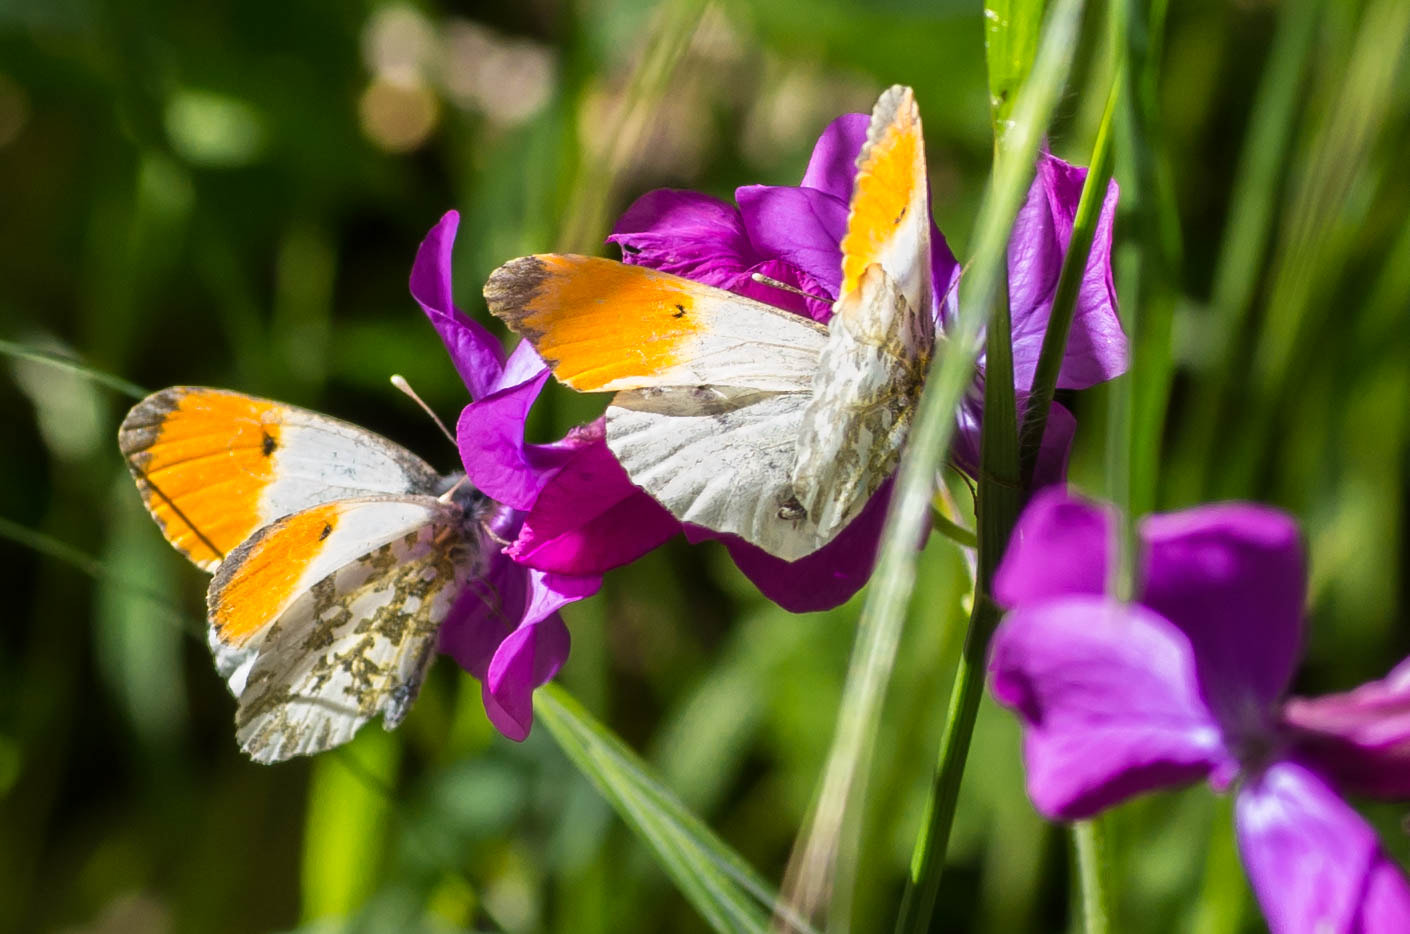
[929,507,978,549]
[895,268,1022,934]
[893,597,1001,933]
[776,3,1086,928]
[1016,76,1121,487]
[1073,817,1113,934]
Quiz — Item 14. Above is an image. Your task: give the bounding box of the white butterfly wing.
[606,387,828,560]
[207,495,484,763]
[119,386,448,571]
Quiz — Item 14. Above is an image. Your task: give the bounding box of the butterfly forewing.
[119,387,445,570]
[208,495,484,763]
[792,85,936,539]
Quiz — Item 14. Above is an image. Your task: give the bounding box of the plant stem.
[775,3,1086,928]
[1016,76,1121,488]
[892,596,1002,933]
[1073,817,1114,934]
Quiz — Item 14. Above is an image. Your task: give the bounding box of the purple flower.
[989,489,1410,932]
[410,211,601,741]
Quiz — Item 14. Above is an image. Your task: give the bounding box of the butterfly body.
[120,386,488,762]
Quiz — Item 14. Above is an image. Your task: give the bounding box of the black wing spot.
[319,522,333,541]
[672,304,687,318]
[261,431,278,457]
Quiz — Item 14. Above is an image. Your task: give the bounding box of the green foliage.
[3,0,1410,932]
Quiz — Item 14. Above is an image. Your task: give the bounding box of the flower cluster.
[413,111,1124,738]
[989,489,1410,931]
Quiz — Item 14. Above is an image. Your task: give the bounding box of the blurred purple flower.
[989,489,1410,932]
[410,211,601,741]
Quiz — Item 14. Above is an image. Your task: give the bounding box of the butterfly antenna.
[750,272,832,304]
[390,374,457,446]
[436,474,470,505]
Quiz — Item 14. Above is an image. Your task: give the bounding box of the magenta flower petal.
[508,426,681,575]
[800,113,871,199]
[1007,153,1126,392]
[736,184,848,296]
[1362,851,1410,933]
[439,558,522,680]
[989,594,1228,820]
[482,612,572,741]
[1141,504,1306,733]
[441,558,595,741]
[993,489,1116,608]
[720,480,893,613]
[454,367,581,512]
[1235,760,1409,934]
[607,189,758,289]
[609,187,834,320]
[1282,655,1410,797]
[410,210,506,401]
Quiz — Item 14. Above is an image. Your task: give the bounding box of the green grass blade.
[556,0,709,253]
[536,683,808,934]
[1017,77,1120,487]
[0,338,148,400]
[1117,0,1181,519]
[985,0,1046,136]
[1166,0,1319,504]
[300,731,400,923]
[777,2,1088,929]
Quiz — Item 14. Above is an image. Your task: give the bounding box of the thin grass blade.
[776,1,1088,929]
[536,683,809,934]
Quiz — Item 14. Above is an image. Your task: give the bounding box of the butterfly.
[483,85,934,562]
[118,386,489,763]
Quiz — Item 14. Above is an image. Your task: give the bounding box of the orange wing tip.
[839,86,925,296]
[121,387,284,570]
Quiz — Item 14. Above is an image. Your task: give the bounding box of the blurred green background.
[2,0,1408,930]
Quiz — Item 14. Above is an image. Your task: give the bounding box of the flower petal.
[440,556,596,741]
[1361,850,1410,933]
[482,615,571,741]
[1007,153,1126,392]
[800,113,871,200]
[455,363,579,512]
[720,480,894,613]
[607,189,757,289]
[736,183,848,297]
[992,489,1116,609]
[410,210,506,400]
[1140,503,1305,734]
[439,554,525,680]
[507,427,681,575]
[1235,760,1409,934]
[951,392,1078,494]
[1282,655,1410,798]
[989,594,1227,820]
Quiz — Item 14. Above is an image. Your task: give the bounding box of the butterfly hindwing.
[208,495,484,763]
[119,387,445,570]
[605,387,818,559]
